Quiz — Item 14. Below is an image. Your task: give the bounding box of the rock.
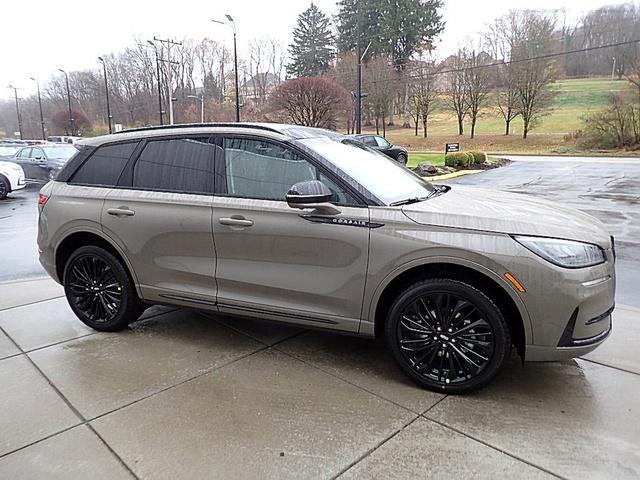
[415,161,438,176]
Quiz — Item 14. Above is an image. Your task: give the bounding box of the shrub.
[469,151,487,164]
[445,152,472,167]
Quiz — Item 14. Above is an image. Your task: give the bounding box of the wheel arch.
[370,259,531,359]
[55,230,141,297]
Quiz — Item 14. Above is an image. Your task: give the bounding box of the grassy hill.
[360,77,635,155]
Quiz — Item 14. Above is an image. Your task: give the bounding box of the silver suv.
[37,124,616,394]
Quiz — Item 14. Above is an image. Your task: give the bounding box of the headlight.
[513,235,605,268]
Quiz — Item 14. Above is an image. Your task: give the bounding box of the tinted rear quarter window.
[70,142,137,186]
[132,138,216,194]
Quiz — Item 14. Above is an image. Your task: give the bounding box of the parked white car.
[0,160,26,200]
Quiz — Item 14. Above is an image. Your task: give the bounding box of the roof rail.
[117,122,283,135]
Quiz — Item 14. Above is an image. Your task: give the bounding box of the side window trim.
[214,134,367,207]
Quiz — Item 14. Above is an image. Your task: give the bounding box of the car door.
[29,147,50,181]
[212,136,370,332]
[373,136,394,157]
[13,147,38,180]
[101,136,221,308]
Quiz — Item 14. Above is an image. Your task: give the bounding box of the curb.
[422,169,483,182]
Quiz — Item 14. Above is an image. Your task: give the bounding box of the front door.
[101,137,220,307]
[212,136,370,332]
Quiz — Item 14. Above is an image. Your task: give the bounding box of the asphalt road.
[1,156,638,306]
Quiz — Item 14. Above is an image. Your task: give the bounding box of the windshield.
[299,137,434,205]
[0,146,20,156]
[42,146,77,160]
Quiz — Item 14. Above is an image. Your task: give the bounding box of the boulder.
[415,161,438,176]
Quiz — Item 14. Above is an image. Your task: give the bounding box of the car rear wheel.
[0,176,9,200]
[63,245,144,331]
[397,153,407,166]
[385,278,510,394]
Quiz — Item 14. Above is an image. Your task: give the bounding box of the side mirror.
[286,180,340,215]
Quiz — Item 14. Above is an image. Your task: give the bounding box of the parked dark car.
[9,144,78,182]
[350,134,408,165]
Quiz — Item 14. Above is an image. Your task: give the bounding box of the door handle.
[219,216,254,227]
[107,207,135,217]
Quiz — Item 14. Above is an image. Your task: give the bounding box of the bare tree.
[411,60,439,138]
[447,53,468,135]
[461,47,492,139]
[365,56,397,135]
[271,76,349,128]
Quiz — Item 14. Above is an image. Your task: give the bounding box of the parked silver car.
[37,124,615,393]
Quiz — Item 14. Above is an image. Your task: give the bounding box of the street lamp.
[58,69,74,135]
[30,78,46,140]
[7,84,23,140]
[98,57,113,134]
[147,40,165,125]
[187,94,204,123]
[212,15,240,122]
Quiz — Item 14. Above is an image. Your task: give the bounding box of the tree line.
[2,1,640,143]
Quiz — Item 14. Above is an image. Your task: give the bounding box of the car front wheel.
[397,153,407,166]
[385,278,510,394]
[63,245,144,331]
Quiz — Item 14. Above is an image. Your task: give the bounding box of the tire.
[0,176,9,200]
[63,245,144,331]
[385,278,510,394]
[397,153,407,166]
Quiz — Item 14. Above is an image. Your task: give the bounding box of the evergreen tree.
[336,0,444,70]
[287,3,335,77]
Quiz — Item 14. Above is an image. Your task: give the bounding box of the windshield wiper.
[390,185,451,206]
[390,196,431,206]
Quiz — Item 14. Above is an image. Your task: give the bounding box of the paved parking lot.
[1,156,639,478]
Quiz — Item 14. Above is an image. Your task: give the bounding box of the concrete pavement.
[0,277,639,479]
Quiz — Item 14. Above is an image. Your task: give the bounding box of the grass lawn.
[358,77,639,155]
[407,152,445,168]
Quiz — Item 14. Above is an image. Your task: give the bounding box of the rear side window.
[132,138,216,194]
[70,142,136,186]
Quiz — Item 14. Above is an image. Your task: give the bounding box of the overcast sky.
[0,0,629,100]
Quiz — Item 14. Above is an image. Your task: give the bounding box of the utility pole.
[7,85,23,140]
[153,36,182,125]
[58,69,74,135]
[30,78,46,139]
[98,57,113,134]
[212,15,240,122]
[145,40,165,125]
[611,57,616,81]
[355,0,362,134]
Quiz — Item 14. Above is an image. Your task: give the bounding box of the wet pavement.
[0,282,638,479]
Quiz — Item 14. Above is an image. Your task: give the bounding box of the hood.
[402,185,611,248]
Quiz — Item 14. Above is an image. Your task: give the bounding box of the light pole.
[355,0,364,134]
[98,57,113,134]
[146,40,164,125]
[213,15,240,122]
[7,84,23,140]
[30,78,46,139]
[187,94,204,123]
[58,69,74,135]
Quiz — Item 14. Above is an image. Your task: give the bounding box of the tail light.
[38,194,49,206]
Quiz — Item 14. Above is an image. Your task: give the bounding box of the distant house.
[241,72,281,103]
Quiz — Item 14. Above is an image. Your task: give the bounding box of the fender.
[361,254,533,344]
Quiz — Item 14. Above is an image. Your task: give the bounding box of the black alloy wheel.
[386,278,510,394]
[0,177,8,200]
[64,245,143,331]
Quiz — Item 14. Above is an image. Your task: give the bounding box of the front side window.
[31,148,45,159]
[70,142,134,186]
[222,137,357,205]
[133,137,216,194]
[375,136,391,148]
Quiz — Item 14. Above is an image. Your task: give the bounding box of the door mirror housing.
[286,180,340,215]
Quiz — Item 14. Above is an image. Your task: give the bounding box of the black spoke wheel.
[0,176,9,200]
[385,278,510,394]
[63,245,144,331]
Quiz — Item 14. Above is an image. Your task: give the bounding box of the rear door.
[101,136,220,307]
[211,136,370,332]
